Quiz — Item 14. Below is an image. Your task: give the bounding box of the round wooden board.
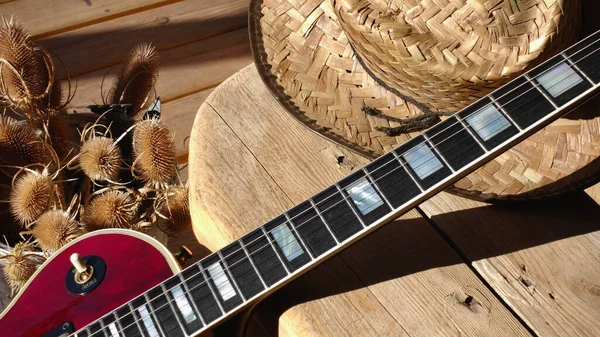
[188,64,533,336]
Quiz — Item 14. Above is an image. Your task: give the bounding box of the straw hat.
[250,0,600,201]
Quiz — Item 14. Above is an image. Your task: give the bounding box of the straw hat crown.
[333,0,576,111]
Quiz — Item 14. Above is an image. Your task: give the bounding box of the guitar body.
[0,230,181,337]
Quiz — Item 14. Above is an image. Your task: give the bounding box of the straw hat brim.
[249,0,600,201]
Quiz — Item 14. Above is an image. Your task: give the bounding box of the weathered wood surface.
[189,64,533,336]
[10,0,253,162]
[419,193,600,337]
[0,0,175,38]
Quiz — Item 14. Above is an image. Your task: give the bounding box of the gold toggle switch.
[70,253,94,284]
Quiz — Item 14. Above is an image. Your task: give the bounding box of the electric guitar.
[2,30,600,337]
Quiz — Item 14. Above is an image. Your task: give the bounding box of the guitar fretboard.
[74,31,600,337]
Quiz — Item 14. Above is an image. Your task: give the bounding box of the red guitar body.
[0,230,181,337]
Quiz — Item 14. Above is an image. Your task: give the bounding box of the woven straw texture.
[335,0,581,111]
[250,0,600,201]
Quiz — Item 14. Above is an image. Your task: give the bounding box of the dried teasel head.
[109,43,159,115]
[79,136,122,182]
[156,185,190,236]
[31,210,83,252]
[0,115,51,167]
[132,119,176,186]
[0,16,52,107]
[84,190,138,231]
[1,242,45,294]
[9,169,53,226]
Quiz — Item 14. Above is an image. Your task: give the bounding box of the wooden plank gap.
[413,205,541,337]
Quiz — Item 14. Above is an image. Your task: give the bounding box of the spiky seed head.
[0,17,50,107]
[84,190,137,231]
[133,119,176,185]
[79,137,122,182]
[0,115,51,167]
[158,186,190,235]
[10,170,52,226]
[1,242,45,293]
[109,43,159,115]
[31,210,83,252]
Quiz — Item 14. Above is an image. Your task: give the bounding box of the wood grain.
[64,28,251,108]
[420,193,600,337]
[38,0,249,77]
[585,182,600,204]
[189,64,532,336]
[1,0,176,38]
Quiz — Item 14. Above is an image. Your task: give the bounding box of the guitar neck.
[78,31,600,337]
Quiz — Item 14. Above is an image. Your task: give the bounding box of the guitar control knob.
[70,253,94,284]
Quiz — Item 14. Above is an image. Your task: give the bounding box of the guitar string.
[75,35,600,337]
[78,42,599,337]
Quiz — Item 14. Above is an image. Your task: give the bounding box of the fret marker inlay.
[138,305,160,337]
[402,143,443,180]
[171,284,197,324]
[207,263,236,301]
[107,322,118,337]
[346,177,384,215]
[272,223,304,261]
[466,104,512,141]
[536,62,583,98]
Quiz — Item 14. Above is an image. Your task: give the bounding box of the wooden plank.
[419,192,600,337]
[188,64,531,336]
[161,88,215,157]
[64,28,251,108]
[585,182,600,204]
[1,0,175,39]
[38,0,249,77]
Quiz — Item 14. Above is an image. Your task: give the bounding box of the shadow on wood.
[250,191,599,336]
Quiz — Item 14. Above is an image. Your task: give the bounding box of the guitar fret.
[524,74,559,109]
[455,116,488,153]
[97,319,109,337]
[390,152,424,192]
[216,251,246,301]
[260,226,291,274]
[160,283,188,336]
[177,273,206,326]
[238,239,268,288]
[283,213,315,259]
[488,96,522,131]
[334,183,367,228]
[422,135,455,173]
[112,312,125,337]
[221,240,265,299]
[141,294,166,337]
[309,198,340,245]
[128,303,146,337]
[182,264,224,323]
[562,53,595,85]
[361,168,394,208]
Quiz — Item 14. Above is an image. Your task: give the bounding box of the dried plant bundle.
[109,43,159,115]
[45,109,75,162]
[10,169,52,226]
[84,190,137,231]
[31,210,83,252]
[157,185,190,235]
[133,119,176,185]
[79,136,122,182]
[1,242,45,294]
[38,75,62,109]
[0,115,51,167]
[0,17,51,107]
